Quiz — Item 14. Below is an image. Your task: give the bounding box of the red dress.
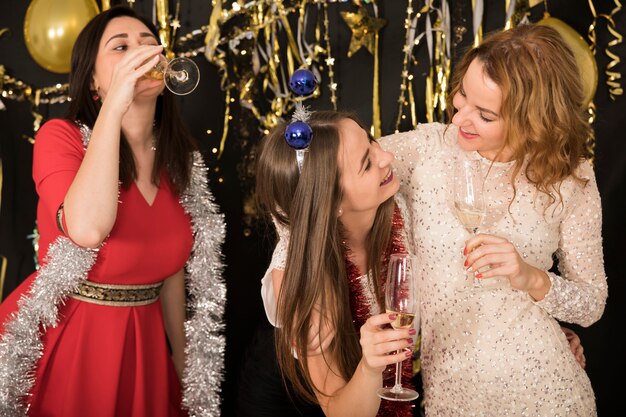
[0,119,193,417]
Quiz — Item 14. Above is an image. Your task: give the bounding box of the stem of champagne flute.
[391,351,403,393]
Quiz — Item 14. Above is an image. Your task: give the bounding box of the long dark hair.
[65,5,197,194]
[256,111,395,402]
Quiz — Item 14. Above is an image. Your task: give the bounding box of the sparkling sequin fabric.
[382,122,607,416]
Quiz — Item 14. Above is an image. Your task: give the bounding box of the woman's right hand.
[359,313,415,376]
[101,44,163,115]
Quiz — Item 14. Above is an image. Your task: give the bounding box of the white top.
[381,122,607,416]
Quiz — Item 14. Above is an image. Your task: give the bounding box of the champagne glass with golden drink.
[377,253,419,402]
[145,55,200,96]
[453,158,487,289]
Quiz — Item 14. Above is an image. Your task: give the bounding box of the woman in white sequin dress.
[380,24,607,416]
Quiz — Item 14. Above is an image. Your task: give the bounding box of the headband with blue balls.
[284,68,318,172]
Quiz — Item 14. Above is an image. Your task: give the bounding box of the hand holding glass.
[453,159,486,289]
[144,55,200,95]
[377,253,419,402]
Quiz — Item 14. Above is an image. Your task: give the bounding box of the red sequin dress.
[0,119,193,417]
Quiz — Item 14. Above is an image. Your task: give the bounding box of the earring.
[337,208,343,217]
[92,86,101,102]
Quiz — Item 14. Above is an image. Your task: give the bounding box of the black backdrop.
[1,1,624,416]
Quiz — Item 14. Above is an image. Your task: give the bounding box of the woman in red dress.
[0,6,225,417]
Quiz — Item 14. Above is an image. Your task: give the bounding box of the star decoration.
[340,7,387,58]
[170,19,181,30]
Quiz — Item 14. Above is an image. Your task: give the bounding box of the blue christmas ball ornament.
[284,121,313,150]
[289,69,318,96]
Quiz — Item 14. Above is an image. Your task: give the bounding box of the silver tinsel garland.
[0,124,226,416]
[0,238,98,417]
[180,152,227,417]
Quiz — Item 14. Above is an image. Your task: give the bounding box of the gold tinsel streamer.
[156,0,173,58]
[394,0,416,132]
[0,255,6,302]
[394,2,429,132]
[101,0,110,11]
[588,0,623,100]
[472,0,483,47]
[372,31,381,138]
[322,2,338,109]
[340,5,386,137]
[432,16,450,122]
[0,65,69,141]
[586,101,596,164]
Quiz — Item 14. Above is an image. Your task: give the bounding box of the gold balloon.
[538,17,598,106]
[24,0,100,74]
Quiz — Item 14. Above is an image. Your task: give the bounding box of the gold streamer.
[101,0,110,11]
[277,2,303,68]
[0,255,6,302]
[472,0,483,47]
[408,80,417,129]
[322,2,338,109]
[586,102,596,165]
[425,69,433,123]
[505,0,513,30]
[156,0,173,58]
[372,31,381,138]
[432,16,449,122]
[218,87,231,159]
[394,0,416,132]
[588,0,623,100]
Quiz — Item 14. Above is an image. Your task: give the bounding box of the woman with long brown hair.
[254,110,419,417]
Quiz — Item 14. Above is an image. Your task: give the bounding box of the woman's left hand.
[464,233,549,296]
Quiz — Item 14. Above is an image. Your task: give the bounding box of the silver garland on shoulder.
[180,151,227,417]
[0,126,226,417]
[0,238,98,417]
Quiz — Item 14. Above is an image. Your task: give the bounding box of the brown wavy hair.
[447,24,591,205]
[256,111,395,403]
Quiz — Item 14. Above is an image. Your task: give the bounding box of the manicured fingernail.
[409,328,417,335]
[463,247,467,255]
[464,260,468,267]
[407,338,413,344]
[475,273,483,278]
[388,314,397,320]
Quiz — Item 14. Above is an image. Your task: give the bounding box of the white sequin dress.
[382,122,607,416]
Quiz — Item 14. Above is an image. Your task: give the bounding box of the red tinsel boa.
[343,204,417,417]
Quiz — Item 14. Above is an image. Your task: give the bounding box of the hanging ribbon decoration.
[0,254,6,302]
[156,0,174,59]
[424,1,451,123]
[340,4,387,138]
[101,0,110,10]
[394,2,428,132]
[322,2,338,110]
[588,0,623,100]
[471,0,483,47]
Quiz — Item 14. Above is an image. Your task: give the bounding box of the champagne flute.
[377,253,419,402]
[144,55,200,95]
[453,158,486,289]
